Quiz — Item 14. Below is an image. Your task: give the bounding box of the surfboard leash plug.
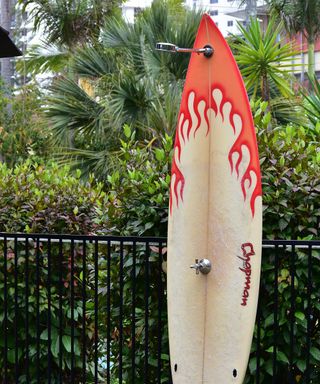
[156,42,214,58]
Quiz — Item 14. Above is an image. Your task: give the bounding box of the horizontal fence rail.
[0,234,319,383]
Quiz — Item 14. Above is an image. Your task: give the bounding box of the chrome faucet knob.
[190,258,212,275]
[190,259,200,274]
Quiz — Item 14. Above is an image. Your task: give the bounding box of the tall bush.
[104,126,172,237]
[0,161,108,234]
[0,161,109,382]
[252,99,320,240]
[0,85,51,166]
[100,127,172,382]
[248,100,320,383]
[0,157,171,383]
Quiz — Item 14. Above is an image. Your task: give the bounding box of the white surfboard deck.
[167,14,262,384]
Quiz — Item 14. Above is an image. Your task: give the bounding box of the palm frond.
[16,42,69,75]
[270,96,308,127]
[53,146,121,181]
[267,0,320,40]
[231,17,298,100]
[101,17,139,48]
[108,73,154,132]
[18,0,116,47]
[302,74,320,127]
[101,1,202,80]
[45,77,106,145]
[72,44,117,78]
[143,80,183,137]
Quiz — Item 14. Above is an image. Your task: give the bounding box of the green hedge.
[0,161,110,382]
[0,161,108,234]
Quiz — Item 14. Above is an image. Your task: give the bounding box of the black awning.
[0,26,22,58]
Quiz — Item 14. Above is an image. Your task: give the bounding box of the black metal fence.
[0,234,319,383]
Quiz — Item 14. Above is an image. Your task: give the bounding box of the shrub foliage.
[0,161,110,381]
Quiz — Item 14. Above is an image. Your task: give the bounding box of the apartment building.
[122,0,262,36]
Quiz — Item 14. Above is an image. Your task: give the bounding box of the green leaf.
[295,312,305,321]
[74,338,81,356]
[277,351,289,364]
[249,356,257,373]
[51,336,60,358]
[279,218,288,231]
[155,148,165,162]
[310,347,320,361]
[40,329,48,340]
[297,359,306,372]
[7,349,15,364]
[264,313,274,328]
[144,222,153,231]
[62,335,72,353]
[123,124,131,138]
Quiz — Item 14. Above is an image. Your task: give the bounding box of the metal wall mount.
[156,42,214,58]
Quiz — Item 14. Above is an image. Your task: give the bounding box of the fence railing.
[254,240,320,384]
[0,234,319,383]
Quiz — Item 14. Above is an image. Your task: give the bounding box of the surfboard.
[167,14,262,384]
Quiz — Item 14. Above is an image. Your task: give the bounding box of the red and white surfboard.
[167,14,262,383]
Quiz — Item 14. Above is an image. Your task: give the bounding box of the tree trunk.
[307,39,315,80]
[1,0,13,88]
[300,32,305,83]
[261,71,269,102]
[245,0,257,28]
[0,0,14,162]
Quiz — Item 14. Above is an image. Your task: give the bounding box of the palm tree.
[230,17,308,127]
[41,0,202,178]
[267,0,320,78]
[101,0,201,81]
[19,0,120,47]
[231,17,297,102]
[302,75,320,128]
[17,0,122,76]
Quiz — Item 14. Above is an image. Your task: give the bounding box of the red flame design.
[169,14,262,217]
[170,87,262,217]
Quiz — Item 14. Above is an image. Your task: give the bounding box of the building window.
[227,20,234,27]
[134,7,142,17]
[210,0,218,3]
[210,10,218,16]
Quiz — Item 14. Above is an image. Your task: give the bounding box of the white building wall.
[121,0,246,35]
[185,0,244,36]
[121,0,266,36]
[122,0,153,23]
